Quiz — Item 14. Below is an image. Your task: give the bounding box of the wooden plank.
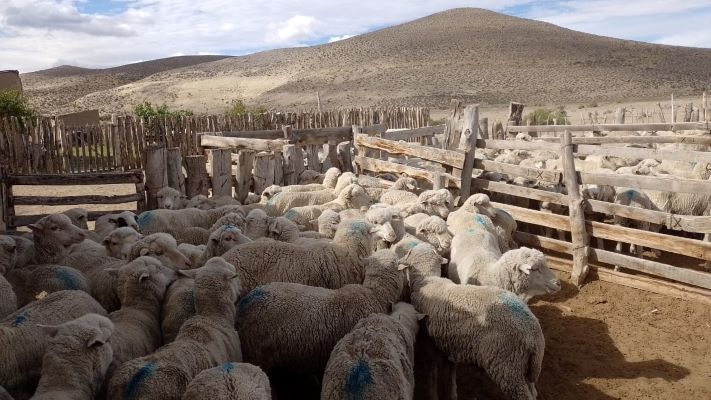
[586,198,711,234]
[354,155,459,186]
[578,170,711,194]
[201,135,289,152]
[472,178,568,204]
[491,201,571,231]
[458,105,478,205]
[514,231,573,254]
[381,125,444,141]
[13,193,144,206]
[8,171,143,185]
[546,255,711,306]
[361,123,388,135]
[236,151,254,202]
[210,148,233,198]
[475,159,561,183]
[576,144,711,163]
[11,210,140,227]
[218,126,354,145]
[508,122,710,133]
[476,139,554,152]
[355,134,464,168]
[562,130,591,286]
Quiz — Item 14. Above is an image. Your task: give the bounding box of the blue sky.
[1,0,710,72]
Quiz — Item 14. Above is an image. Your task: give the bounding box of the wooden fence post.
[236,151,255,203]
[337,142,352,173]
[253,153,275,194]
[479,117,489,139]
[432,171,446,190]
[561,130,590,286]
[144,146,168,210]
[305,144,320,171]
[211,148,233,198]
[166,147,185,194]
[615,107,626,124]
[185,155,210,198]
[456,105,479,205]
[703,92,707,122]
[274,151,284,186]
[0,166,7,231]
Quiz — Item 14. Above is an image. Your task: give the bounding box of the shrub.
[226,99,247,116]
[0,89,36,118]
[523,107,569,125]
[134,101,193,119]
[253,105,268,114]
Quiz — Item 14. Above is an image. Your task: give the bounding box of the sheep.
[137,205,243,232]
[299,169,322,184]
[320,302,422,400]
[27,214,86,264]
[68,236,108,257]
[244,208,271,240]
[213,195,241,207]
[285,183,372,220]
[0,290,107,393]
[333,172,359,195]
[317,209,341,239]
[0,274,15,319]
[492,207,519,252]
[5,264,91,307]
[209,212,246,233]
[126,233,193,270]
[186,194,217,210]
[378,177,419,207]
[107,257,242,400]
[400,243,545,400]
[95,211,139,239]
[405,214,453,257]
[265,216,303,243]
[364,205,399,249]
[613,189,662,257]
[402,188,454,219]
[322,167,342,189]
[32,314,114,400]
[283,206,323,231]
[446,193,497,235]
[103,227,143,259]
[237,249,404,377]
[62,207,90,230]
[243,192,261,205]
[161,277,195,344]
[202,225,252,262]
[222,218,387,295]
[361,175,416,201]
[157,187,189,210]
[264,189,338,216]
[182,362,272,400]
[178,243,208,267]
[0,236,18,318]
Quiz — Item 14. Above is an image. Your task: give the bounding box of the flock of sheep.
[0,161,565,400]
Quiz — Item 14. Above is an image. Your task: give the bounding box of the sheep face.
[188,195,217,210]
[117,256,174,302]
[103,227,143,259]
[261,185,282,202]
[115,211,139,230]
[0,235,17,274]
[461,193,496,218]
[502,248,561,302]
[245,209,270,240]
[138,234,192,270]
[28,214,86,247]
[212,226,251,254]
[157,187,186,210]
[63,208,89,230]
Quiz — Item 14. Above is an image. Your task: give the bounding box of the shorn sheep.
[320,302,422,400]
[401,243,545,400]
[107,257,242,400]
[237,249,404,377]
[32,314,115,400]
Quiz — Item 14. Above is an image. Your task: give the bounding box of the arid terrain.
[20,8,711,116]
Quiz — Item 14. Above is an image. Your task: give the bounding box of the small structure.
[0,70,22,93]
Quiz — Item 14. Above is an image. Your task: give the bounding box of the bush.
[524,107,569,125]
[133,101,193,119]
[0,89,35,118]
[226,99,247,116]
[253,105,268,114]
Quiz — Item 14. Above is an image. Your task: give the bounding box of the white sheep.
[32,314,114,400]
[0,236,19,318]
[321,302,422,400]
[161,277,195,344]
[182,362,272,400]
[285,183,372,220]
[243,192,261,205]
[27,214,87,264]
[157,187,188,210]
[62,207,90,230]
[446,193,497,236]
[107,257,243,400]
[137,205,243,232]
[400,243,545,400]
[613,189,661,257]
[333,172,359,195]
[0,290,107,393]
[222,218,389,295]
[95,211,139,239]
[378,177,419,207]
[402,188,453,219]
[236,249,404,377]
[103,227,143,259]
[317,209,341,239]
[405,214,453,257]
[186,194,217,210]
[178,243,207,267]
[4,264,91,307]
[209,212,246,233]
[264,189,337,216]
[244,208,271,240]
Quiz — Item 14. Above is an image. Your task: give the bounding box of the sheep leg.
[437,359,458,400]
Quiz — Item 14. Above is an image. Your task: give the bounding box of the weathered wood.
[11,210,140,227]
[492,202,571,231]
[579,170,711,195]
[576,144,711,163]
[355,134,464,168]
[273,151,284,185]
[337,142,353,173]
[472,178,567,205]
[354,155,459,187]
[586,198,711,234]
[474,159,561,184]
[144,146,168,210]
[475,139,554,152]
[457,105,478,205]
[514,231,573,254]
[8,171,143,185]
[361,123,388,135]
[479,117,489,140]
[210,148,233,198]
[381,125,445,141]
[13,193,144,206]
[253,153,275,194]
[201,135,289,152]
[236,151,255,202]
[443,100,463,150]
[218,126,353,145]
[135,182,146,212]
[282,144,301,185]
[508,102,524,126]
[0,166,7,231]
[305,144,320,171]
[327,139,341,171]
[166,147,185,194]
[614,107,626,124]
[562,130,590,286]
[508,122,710,133]
[185,155,210,198]
[432,171,446,190]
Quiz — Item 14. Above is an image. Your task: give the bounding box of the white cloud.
[0,0,709,73]
[328,34,355,43]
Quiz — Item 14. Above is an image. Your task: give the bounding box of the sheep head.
[0,235,17,274]
[103,227,143,260]
[115,256,175,304]
[28,214,86,248]
[62,207,89,230]
[130,233,192,270]
[157,187,186,210]
[497,247,560,302]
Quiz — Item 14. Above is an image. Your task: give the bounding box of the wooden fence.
[354,104,711,302]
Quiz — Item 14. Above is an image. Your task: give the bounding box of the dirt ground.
[9,186,711,399]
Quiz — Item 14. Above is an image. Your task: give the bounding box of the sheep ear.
[416,313,426,321]
[440,257,449,265]
[177,269,198,278]
[519,264,532,275]
[102,238,110,246]
[139,247,150,256]
[28,224,42,232]
[87,334,107,348]
[138,272,150,283]
[37,324,60,338]
[210,237,219,244]
[368,226,379,234]
[397,263,410,271]
[108,218,118,224]
[406,183,416,190]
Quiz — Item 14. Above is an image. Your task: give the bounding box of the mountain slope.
[22,8,711,114]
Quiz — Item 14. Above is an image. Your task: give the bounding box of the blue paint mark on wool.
[137,212,152,230]
[347,221,368,236]
[622,189,636,201]
[55,267,80,290]
[11,311,29,327]
[406,240,420,249]
[497,292,533,321]
[474,214,488,227]
[284,209,298,221]
[344,360,372,400]
[237,287,268,314]
[123,362,156,400]
[266,192,281,206]
[219,362,235,373]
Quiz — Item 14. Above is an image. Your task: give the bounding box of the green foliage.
[133,101,193,119]
[253,105,268,114]
[524,107,569,125]
[226,99,247,116]
[0,89,36,118]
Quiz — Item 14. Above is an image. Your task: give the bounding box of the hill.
[21,8,711,115]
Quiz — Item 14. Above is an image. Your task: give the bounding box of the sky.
[1,0,710,73]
